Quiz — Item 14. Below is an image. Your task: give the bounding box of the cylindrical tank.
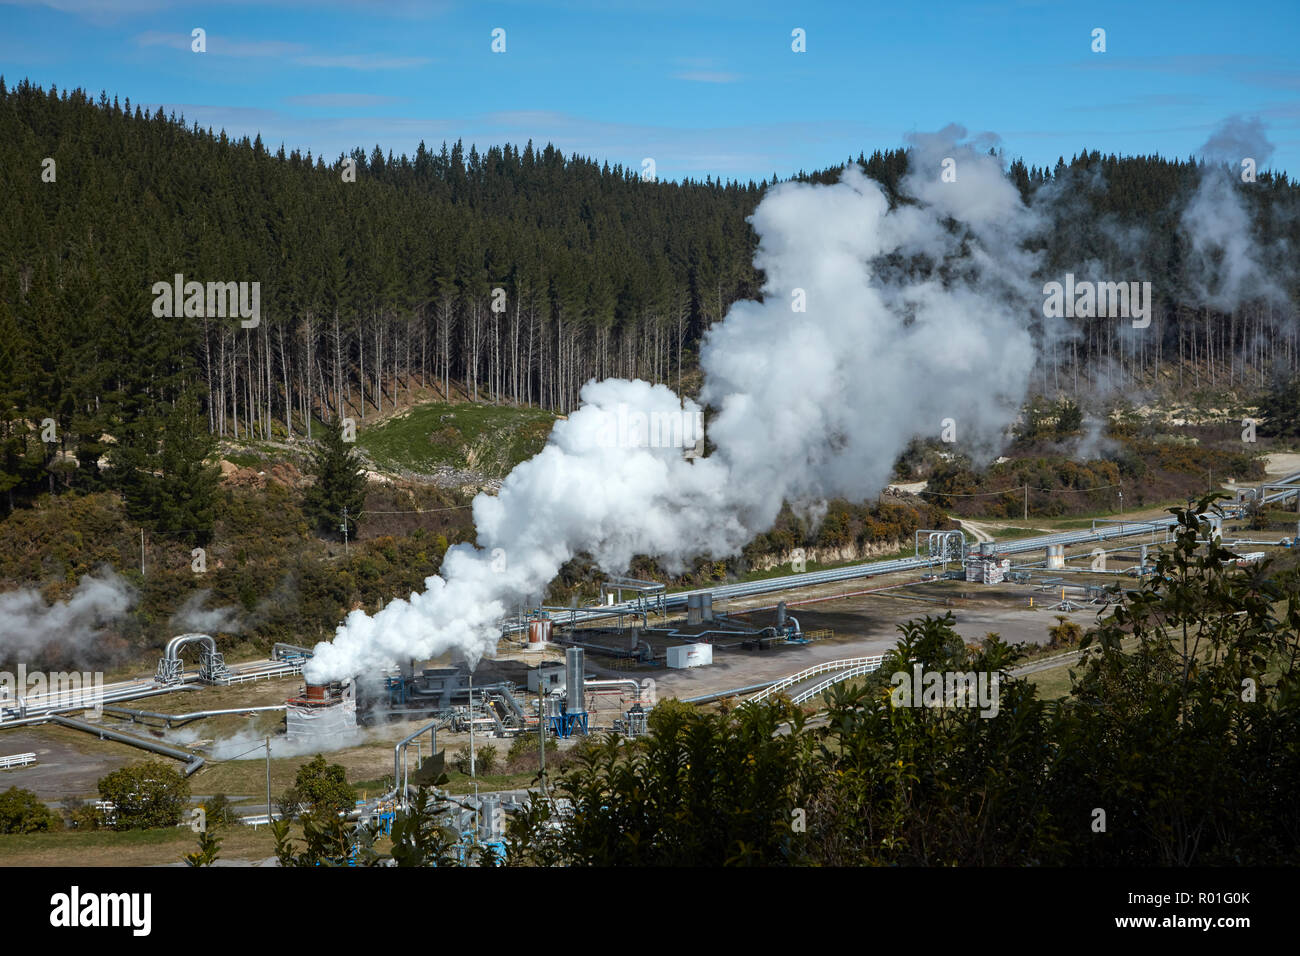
[776,601,787,628]
[700,592,714,622]
[528,617,552,644]
[1047,544,1065,569]
[979,541,995,558]
[479,795,501,839]
[686,593,702,625]
[565,647,585,713]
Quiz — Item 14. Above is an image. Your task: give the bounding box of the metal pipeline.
[103,704,286,728]
[583,679,642,699]
[1,683,201,726]
[394,718,443,804]
[46,714,206,775]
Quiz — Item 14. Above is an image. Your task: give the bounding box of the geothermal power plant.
[5,473,1295,812]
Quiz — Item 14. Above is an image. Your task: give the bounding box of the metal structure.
[102,704,286,729]
[9,713,207,775]
[155,633,230,685]
[287,681,357,739]
[599,575,667,615]
[548,647,588,738]
[1258,483,1300,511]
[394,717,444,806]
[915,529,968,564]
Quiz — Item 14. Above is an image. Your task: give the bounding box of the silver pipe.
[45,714,205,775]
[102,704,286,728]
[583,679,642,698]
[393,718,442,806]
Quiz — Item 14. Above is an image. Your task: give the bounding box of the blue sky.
[1,0,1297,182]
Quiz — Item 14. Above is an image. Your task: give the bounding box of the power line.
[916,482,1122,498]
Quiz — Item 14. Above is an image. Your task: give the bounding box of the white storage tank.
[666,643,713,669]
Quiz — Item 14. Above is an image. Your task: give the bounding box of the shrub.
[0,786,60,833]
[451,745,472,775]
[293,755,353,818]
[276,786,303,820]
[203,793,240,828]
[97,761,191,830]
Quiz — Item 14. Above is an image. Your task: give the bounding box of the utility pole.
[1024,483,1028,522]
[340,506,350,557]
[265,737,271,823]
[468,669,475,778]
[140,529,145,576]
[538,681,546,775]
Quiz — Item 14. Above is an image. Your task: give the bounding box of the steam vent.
[286,680,357,740]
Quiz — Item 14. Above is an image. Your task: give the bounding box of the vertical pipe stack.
[565,647,585,714]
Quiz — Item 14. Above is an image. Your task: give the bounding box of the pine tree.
[302,418,366,538]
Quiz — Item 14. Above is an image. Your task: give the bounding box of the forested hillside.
[2,77,1299,526]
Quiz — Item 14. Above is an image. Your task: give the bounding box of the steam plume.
[0,567,135,664]
[305,129,1044,683]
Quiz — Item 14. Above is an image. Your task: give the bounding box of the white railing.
[790,660,886,704]
[746,656,885,705]
[0,752,36,769]
[222,661,304,684]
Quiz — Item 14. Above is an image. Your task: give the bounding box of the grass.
[0,822,283,866]
[441,769,543,794]
[358,401,557,477]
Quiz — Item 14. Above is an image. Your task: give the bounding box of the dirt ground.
[609,577,1098,702]
[1264,453,1300,476]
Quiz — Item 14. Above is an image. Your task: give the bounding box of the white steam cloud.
[0,567,135,662]
[169,590,243,635]
[305,129,1043,683]
[1183,115,1289,309]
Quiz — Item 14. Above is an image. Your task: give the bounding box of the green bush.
[202,793,240,828]
[97,761,191,831]
[293,755,353,818]
[0,786,60,833]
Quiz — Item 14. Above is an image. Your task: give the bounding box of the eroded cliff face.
[747,540,902,573]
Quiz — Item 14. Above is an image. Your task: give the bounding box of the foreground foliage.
[507,501,1299,865]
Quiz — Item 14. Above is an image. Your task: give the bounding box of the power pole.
[468,669,475,778]
[1024,483,1028,522]
[538,681,546,775]
[340,506,350,557]
[140,529,145,576]
[265,737,271,823]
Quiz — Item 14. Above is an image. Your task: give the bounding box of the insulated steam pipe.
[47,714,206,775]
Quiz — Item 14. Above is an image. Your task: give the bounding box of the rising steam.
[304,129,1048,683]
[0,567,135,664]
